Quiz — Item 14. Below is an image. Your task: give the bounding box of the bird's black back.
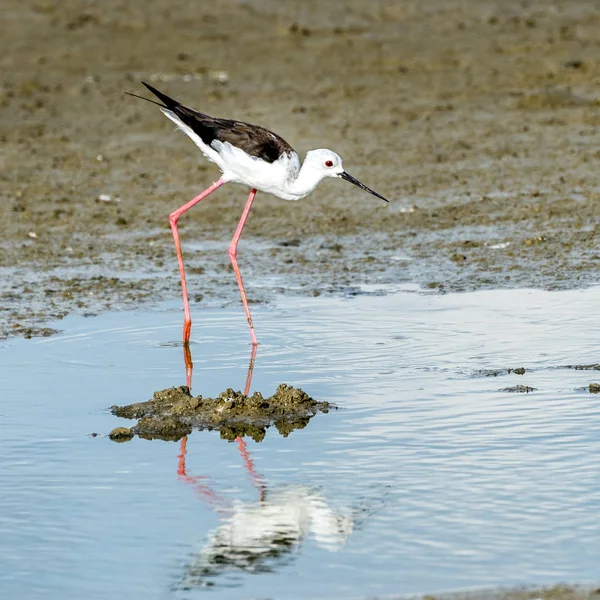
[142,82,295,164]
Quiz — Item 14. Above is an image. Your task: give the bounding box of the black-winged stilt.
[129,82,389,346]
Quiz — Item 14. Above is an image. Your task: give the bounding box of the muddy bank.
[2,0,600,338]
[110,383,333,442]
[397,585,600,600]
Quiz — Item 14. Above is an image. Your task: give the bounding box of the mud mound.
[110,384,333,442]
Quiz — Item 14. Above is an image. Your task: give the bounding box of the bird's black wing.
[142,82,295,163]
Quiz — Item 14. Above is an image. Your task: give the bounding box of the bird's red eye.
[325,160,334,167]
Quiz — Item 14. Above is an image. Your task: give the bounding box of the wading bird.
[129,82,389,346]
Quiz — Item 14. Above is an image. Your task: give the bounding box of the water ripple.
[1,289,600,598]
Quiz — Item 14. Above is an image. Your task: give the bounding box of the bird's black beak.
[340,171,389,203]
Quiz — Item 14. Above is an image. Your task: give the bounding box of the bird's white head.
[304,149,345,178]
[304,148,389,203]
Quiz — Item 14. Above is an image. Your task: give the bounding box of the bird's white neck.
[283,160,326,201]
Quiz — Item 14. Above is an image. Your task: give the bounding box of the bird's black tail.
[124,82,181,110]
[141,82,180,110]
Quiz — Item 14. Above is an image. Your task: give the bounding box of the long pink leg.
[228,188,258,346]
[183,344,193,390]
[169,178,225,344]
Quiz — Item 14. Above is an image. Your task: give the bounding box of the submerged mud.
[473,363,600,394]
[3,0,600,338]
[110,384,333,442]
[502,385,536,393]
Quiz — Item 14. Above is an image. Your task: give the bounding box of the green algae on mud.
[110,383,333,442]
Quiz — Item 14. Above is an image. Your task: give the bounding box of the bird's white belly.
[232,177,302,201]
[217,143,303,201]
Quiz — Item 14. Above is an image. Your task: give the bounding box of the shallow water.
[2,287,600,599]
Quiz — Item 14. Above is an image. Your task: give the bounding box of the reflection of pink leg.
[183,315,257,394]
[244,344,257,396]
[236,345,263,498]
[170,178,225,344]
[177,436,231,510]
[178,333,264,504]
[177,436,189,477]
[236,436,265,501]
[228,189,258,346]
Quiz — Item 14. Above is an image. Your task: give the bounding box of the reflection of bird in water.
[180,485,353,588]
[175,344,354,589]
[183,333,256,391]
[176,416,354,589]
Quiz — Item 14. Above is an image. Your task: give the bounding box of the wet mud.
[502,384,536,393]
[476,367,527,377]
[3,0,600,338]
[474,363,600,393]
[110,384,333,442]
[410,584,600,600]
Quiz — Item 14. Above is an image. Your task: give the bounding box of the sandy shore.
[2,0,600,338]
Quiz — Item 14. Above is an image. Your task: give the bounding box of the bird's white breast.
[216,143,303,200]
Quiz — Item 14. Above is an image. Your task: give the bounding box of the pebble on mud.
[503,385,536,393]
[508,367,526,375]
[109,427,134,442]
[524,236,547,245]
[110,384,333,442]
[589,383,600,394]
